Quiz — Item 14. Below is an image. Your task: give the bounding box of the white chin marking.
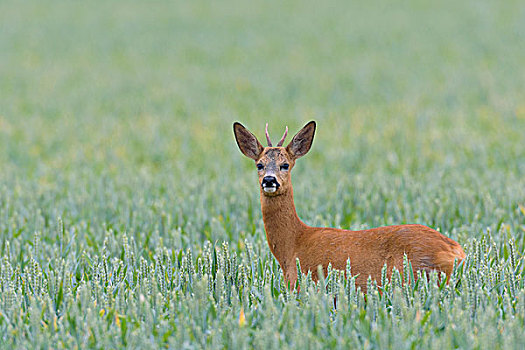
[263,187,277,193]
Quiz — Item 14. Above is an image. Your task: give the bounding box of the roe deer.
[233,121,465,292]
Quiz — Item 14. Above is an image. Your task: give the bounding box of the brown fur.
[234,121,466,293]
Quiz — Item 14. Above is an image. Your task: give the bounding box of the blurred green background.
[1,0,525,348]
[1,0,524,263]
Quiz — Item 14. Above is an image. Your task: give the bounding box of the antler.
[277,126,288,147]
[265,123,273,146]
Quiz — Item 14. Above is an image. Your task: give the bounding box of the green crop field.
[1,0,524,348]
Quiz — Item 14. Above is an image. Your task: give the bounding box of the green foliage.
[1,0,524,348]
[1,234,524,348]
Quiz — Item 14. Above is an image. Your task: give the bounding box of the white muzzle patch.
[263,186,277,193]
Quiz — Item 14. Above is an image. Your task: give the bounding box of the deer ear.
[233,122,264,160]
[286,121,316,159]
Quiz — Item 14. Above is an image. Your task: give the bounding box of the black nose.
[262,176,279,188]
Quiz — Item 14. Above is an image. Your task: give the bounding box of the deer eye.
[256,163,264,171]
[280,163,289,171]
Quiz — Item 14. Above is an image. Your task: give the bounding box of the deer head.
[233,121,316,196]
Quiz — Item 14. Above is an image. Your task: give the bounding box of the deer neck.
[260,186,307,266]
